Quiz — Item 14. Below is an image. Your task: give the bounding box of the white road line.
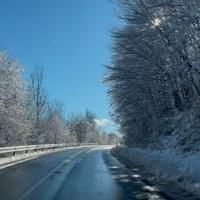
[18,149,88,200]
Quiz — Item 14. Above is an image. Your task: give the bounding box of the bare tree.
[28,65,48,144]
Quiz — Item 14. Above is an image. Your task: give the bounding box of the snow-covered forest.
[0,52,116,146]
[106,0,200,195]
[106,0,200,152]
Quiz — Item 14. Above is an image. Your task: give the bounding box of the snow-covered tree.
[106,0,200,146]
[0,53,30,146]
[66,110,100,143]
[45,101,69,144]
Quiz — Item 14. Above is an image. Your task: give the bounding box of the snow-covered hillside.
[115,145,200,198]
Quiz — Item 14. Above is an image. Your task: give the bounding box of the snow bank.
[116,147,200,197]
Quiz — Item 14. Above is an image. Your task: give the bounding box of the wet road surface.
[0,146,169,200]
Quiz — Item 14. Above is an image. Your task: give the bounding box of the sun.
[152,18,161,27]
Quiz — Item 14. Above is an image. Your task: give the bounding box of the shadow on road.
[103,149,168,200]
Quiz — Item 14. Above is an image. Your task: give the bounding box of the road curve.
[0,146,168,200]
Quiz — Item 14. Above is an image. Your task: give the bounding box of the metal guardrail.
[0,143,96,158]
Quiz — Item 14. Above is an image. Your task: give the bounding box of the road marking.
[18,149,88,200]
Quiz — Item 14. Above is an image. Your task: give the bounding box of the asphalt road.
[0,146,168,200]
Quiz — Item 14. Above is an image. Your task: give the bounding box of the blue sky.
[0,0,118,132]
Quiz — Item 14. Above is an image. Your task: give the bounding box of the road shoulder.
[112,147,198,200]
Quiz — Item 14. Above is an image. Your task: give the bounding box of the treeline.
[0,52,113,146]
[106,0,200,146]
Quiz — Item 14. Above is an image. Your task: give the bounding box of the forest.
[106,0,200,151]
[0,52,117,146]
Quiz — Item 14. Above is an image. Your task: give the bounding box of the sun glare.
[152,18,161,27]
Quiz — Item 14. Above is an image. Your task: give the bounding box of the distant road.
[0,146,169,200]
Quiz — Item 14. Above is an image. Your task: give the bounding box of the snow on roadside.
[0,145,94,169]
[0,149,59,167]
[116,147,200,197]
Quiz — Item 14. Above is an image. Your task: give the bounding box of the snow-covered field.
[115,147,200,197]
